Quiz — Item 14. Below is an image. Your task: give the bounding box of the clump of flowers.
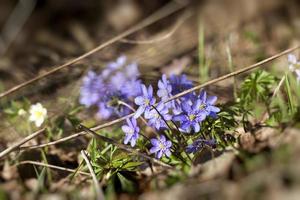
[80,56,221,160]
[79,55,142,119]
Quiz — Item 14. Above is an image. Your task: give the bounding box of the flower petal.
[157,150,163,159]
[134,106,145,118]
[141,84,147,95]
[122,125,133,134]
[148,85,153,97]
[134,96,144,105]
[150,146,160,153]
[207,96,217,105]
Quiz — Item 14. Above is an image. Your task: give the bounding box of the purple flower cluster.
[133,74,220,134]
[130,74,220,158]
[79,56,142,119]
[80,58,220,159]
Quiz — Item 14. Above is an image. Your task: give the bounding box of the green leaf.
[285,73,295,114]
[116,173,136,193]
[122,161,143,170]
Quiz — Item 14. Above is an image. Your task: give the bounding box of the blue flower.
[97,102,114,119]
[157,74,172,101]
[173,100,206,133]
[121,79,142,97]
[169,74,193,96]
[124,62,140,79]
[150,135,172,159]
[145,103,172,130]
[196,90,220,119]
[79,71,104,107]
[122,117,140,147]
[134,84,156,118]
[110,72,127,91]
[101,56,127,79]
[186,138,216,153]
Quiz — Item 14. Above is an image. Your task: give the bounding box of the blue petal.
[150,139,159,146]
[121,125,131,134]
[199,90,207,101]
[173,114,186,121]
[157,150,163,159]
[148,85,153,97]
[158,80,164,89]
[160,135,166,142]
[209,105,220,113]
[124,134,131,144]
[141,84,147,95]
[207,96,217,105]
[134,106,145,118]
[181,121,191,130]
[165,140,172,148]
[150,146,160,153]
[131,117,137,127]
[165,149,171,157]
[134,96,145,105]
[130,138,136,147]
[181,102,191,113]
[193,123,200,132]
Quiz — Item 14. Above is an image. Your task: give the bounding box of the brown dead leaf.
[239,132,256,151]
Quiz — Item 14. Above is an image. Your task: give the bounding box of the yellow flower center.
[159,143,165,149]
[189,114,196,121]
[199,103,206,110]
[34,111,44,119]
[145,99,150,105]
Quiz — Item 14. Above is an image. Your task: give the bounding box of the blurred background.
[0,0,300,199]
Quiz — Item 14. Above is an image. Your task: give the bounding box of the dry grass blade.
[0,127,46,160]
[81,150,105,200]
[17,160,90,176]
[0,1,188,99]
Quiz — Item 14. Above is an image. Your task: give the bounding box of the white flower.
[29,103,47,127]
[18,109,26,116]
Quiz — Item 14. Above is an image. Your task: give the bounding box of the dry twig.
[17,160,90,176]
[0,127,46,160]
